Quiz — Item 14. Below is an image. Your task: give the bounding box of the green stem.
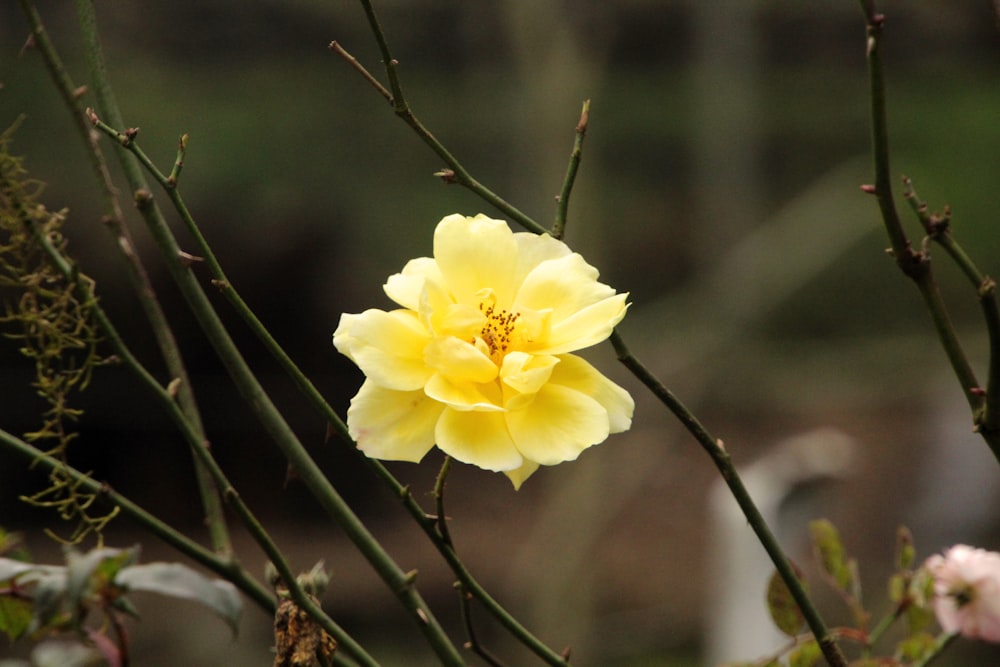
[912,632,958,667]
[328,38,545,236]
[0,427,273,614]
[10,183,377,667]
[75,3,461,663]
[609,331,848,667]
[552,100,590,240]
[16,0,230,557]
[859,3,1000,462]
[902,179,1000,444]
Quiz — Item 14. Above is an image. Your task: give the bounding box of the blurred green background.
[3,1,1000,665]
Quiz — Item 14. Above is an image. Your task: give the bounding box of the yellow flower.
[333,213,633,488]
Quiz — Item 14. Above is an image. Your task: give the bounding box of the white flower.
[925,544,1000,642]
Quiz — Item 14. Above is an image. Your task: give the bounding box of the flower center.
[479,302,520,361]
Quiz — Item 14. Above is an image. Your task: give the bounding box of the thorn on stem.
[133,188,153,208]
[18,34,35,58]
[860,184,877,195]
[434,168,457,184]
[122,127,139,146]
[72,86,88,100]
[177,250,204,266]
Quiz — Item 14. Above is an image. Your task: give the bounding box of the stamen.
[479,303,520,358]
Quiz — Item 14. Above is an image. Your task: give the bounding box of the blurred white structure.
[704,428,855,666]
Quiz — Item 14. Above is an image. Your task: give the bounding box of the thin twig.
[552,100,590,240]
[0,426,274,614]
[328,37,546,236]
[75,1,462,663]
[11,186,377,666]
[858,1,1000,462]
[16,0,231,557]
[903,177,1000,441]
[609,331,848,667]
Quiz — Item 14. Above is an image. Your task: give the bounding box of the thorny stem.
[609,332,848,667]
[0,426,274,614]
[10,182,376,666]
[16,0,231,557]
[76,1,462,664]
[434,458,516,665]
[552,100,590,240]
[89,94,561,664]
[903,179,1000,441]
[457,582,507,667]
[912,632,958,667]
[859,2,1000,462]
[338,2,849,664]
[328,37,546,236]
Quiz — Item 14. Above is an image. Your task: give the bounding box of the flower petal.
[503,459,540,490]
[434,214,519,306]
[436,409,523,471]
[548,354,634,433]
[541,295,629,354]
[506,383,610,465]
[425,374,504,411]
[347,380,442,462]
[500,351,559,395]
[512,231,571,284]
[514,252,616,321]
[424,335,498,383]
[383,257,442,310]
[333,310,432,391]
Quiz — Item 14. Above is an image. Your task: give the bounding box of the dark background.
[3,1,1000,665]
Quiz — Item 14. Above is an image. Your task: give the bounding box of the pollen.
[479,302,520,359]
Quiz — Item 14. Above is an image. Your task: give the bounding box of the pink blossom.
[925,544,1000,642]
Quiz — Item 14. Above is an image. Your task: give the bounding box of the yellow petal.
[434,214,519,306]
[333,310,432,391]
[511,231,571,283]
[424,335,498,383]
[505,383,610,465]
[548,354,634,433]
[425,374,504,411]
[503,459,540,490]
[540,294,629,355]
[383,257,442,310]
[499,351,559,395]
[514,253,616,321]
[347,380,442,462]
[436,408,523,471]
[438,302,486,340]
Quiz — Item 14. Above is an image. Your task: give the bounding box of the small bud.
[434,168,457,184]
[133,188,153,208]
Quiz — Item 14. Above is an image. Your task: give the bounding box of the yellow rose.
[334,214,633,488]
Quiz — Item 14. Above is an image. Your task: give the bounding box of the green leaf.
[65,547,138,610]
[789,639,822,667]
[0,558,61,584]
[0,595,33,641]
[115,562,242,635]
[895,526,916,571]
[896,631,937,662]
[809,519,854,592]
[767,566,807,637]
